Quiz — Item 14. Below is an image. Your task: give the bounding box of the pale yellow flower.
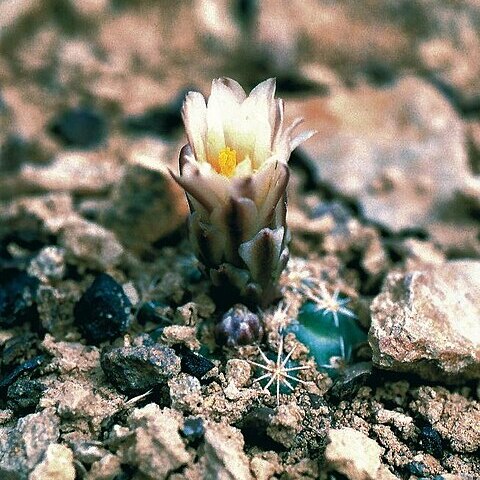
[172,77,315,306]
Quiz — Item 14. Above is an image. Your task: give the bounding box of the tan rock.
[325,427,398,480]
[370,261,480,381]
[29,444,75,480]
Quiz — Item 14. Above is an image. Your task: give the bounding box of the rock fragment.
[325,427,398,480]
[115,404,190,480]
[29,443,75,480]
[0,408,60,480]
[101,343,181,394]
[201,422,252,480]
[74,273,132,344]
[370,261,480,381]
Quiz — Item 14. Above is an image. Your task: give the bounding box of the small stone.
[215,304,263,347]
[74,273,132,344]
[325,427,397,480]
[173,344,214,379]
[29,443,76,480]
[201,422,252,480]
[370,261,480,381]
[27,246,66,283]
[328,362,372,400]
[87,454,122,480]
[181,417,205,446]
[225,359,252,388]
[59,219,124,270]
[0,355,46,391]
[168,373,202,412]
[69,441,108,465]
[418,426,443,459]
[101,343,180,394]
[405,461,426,477]
[0,268,39,327]
[0,408,60,479]
[116,404,190,480]
[237,407,277,450]
[7,378,45,412]
[49,107,107,148]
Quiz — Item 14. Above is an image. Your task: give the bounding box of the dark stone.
[181,417,204,446]
[74,273,132,344]
[100,343,181,394]
[328,362,372,401]
[0,135,45,173]
[405,461,426,476]
[236,407,284,451]
[1,333,39,367]
[173,344,214,379]
[0,269,39,327]
[418,426,443,458]
[49,107,107,148]
[0,408,60,479]
[7,378,45,412]
[215,304,263,347]
[0,355,46,391]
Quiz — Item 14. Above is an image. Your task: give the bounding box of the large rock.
[290,77,470,233]
[370,261,480,381]
[325,427,397,480]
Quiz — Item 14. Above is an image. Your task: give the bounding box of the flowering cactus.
[171,78,314,306]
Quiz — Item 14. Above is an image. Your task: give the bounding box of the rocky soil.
[1,1,479,479]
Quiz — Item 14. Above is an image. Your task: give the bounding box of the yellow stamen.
[218,147,237,178]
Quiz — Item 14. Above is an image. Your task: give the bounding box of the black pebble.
[7,378,46,412]
[49,107,107,148]
[418,426,443,458]
[0,269,39,327]
[181,417,204,446]
[328,362,372,401]
[237,407,284,451]
[101,343,180,395]
[0,355,46,390]
[173,344,214,379]
[405,461,426,476]
[74,273,132,344]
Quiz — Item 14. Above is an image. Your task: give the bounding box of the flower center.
[218,147,237,177]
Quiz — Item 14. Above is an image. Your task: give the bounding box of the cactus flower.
[171,77,315,306]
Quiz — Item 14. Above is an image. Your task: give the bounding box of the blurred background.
[1,0,479,253]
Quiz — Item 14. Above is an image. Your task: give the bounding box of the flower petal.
[181,91,207,163]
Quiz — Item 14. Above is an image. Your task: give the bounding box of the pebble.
[181,417,205,446]
[27,246,66,283]
[115,404,190,480]
[74,273,132,344]
[325,427,398,480]
[215,304,263,347]
[173,344,214,379]
[7,378,45,412]
[101,343,181,394]
[418,426,443,459]
[0,268,39,327]
[29,443,76,480]
[0,408,60,479]
[370,260,480,381]
[201,422,252,480]
[0,355,46,390]
[49,107,107,148]
[168,373,202,412]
